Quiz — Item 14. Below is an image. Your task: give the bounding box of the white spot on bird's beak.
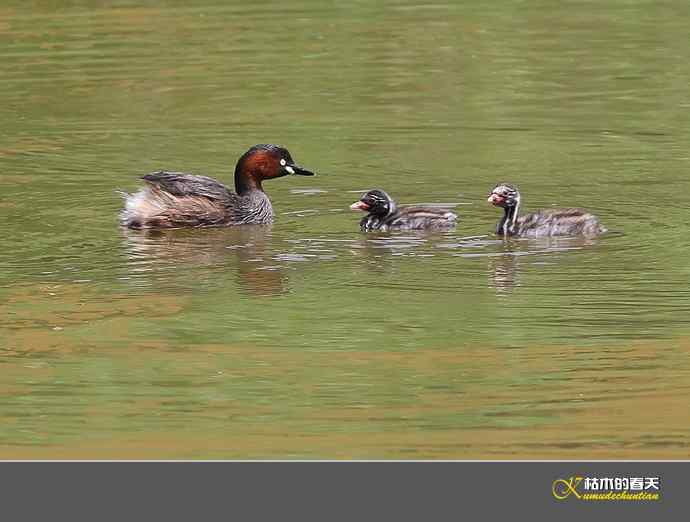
[285,165,295,174]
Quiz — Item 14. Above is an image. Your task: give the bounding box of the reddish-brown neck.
[235,172,263,194]
[235,152,275,194]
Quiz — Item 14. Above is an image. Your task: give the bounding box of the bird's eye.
[280,159,287,166]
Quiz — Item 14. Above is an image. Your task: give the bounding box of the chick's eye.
[280,158,287,166]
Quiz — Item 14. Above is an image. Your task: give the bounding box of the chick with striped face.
[488,183,520,209]
[350,189,457,232]
[487,182,607,238]
[350,189,396,217]
[488,183,521,236]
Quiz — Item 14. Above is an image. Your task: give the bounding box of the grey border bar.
[0,461,681,521]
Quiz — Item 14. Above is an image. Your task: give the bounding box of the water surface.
[2,0,690,458]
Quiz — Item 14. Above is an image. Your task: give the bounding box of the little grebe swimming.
[350,189,458,232]
[120,144,314,229]
[488,183,606,238]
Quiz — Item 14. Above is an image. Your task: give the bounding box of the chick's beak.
[350,201,370,212]
[488,193,504,205]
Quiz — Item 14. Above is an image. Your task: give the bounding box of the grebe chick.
[350,189,458,232]
[487,183,606,238]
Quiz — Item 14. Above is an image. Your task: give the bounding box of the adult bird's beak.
[285,163,315,176]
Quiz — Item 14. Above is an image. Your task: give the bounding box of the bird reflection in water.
[487,252,521,295]
[349,232,436,274]
[121,225,287,297]
[487,236,602,295]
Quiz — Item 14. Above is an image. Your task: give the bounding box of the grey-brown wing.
[142,171,235,201]
[390,207,458,230]
[518,208,605,237]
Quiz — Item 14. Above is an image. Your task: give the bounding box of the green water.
[2,1,690,458]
